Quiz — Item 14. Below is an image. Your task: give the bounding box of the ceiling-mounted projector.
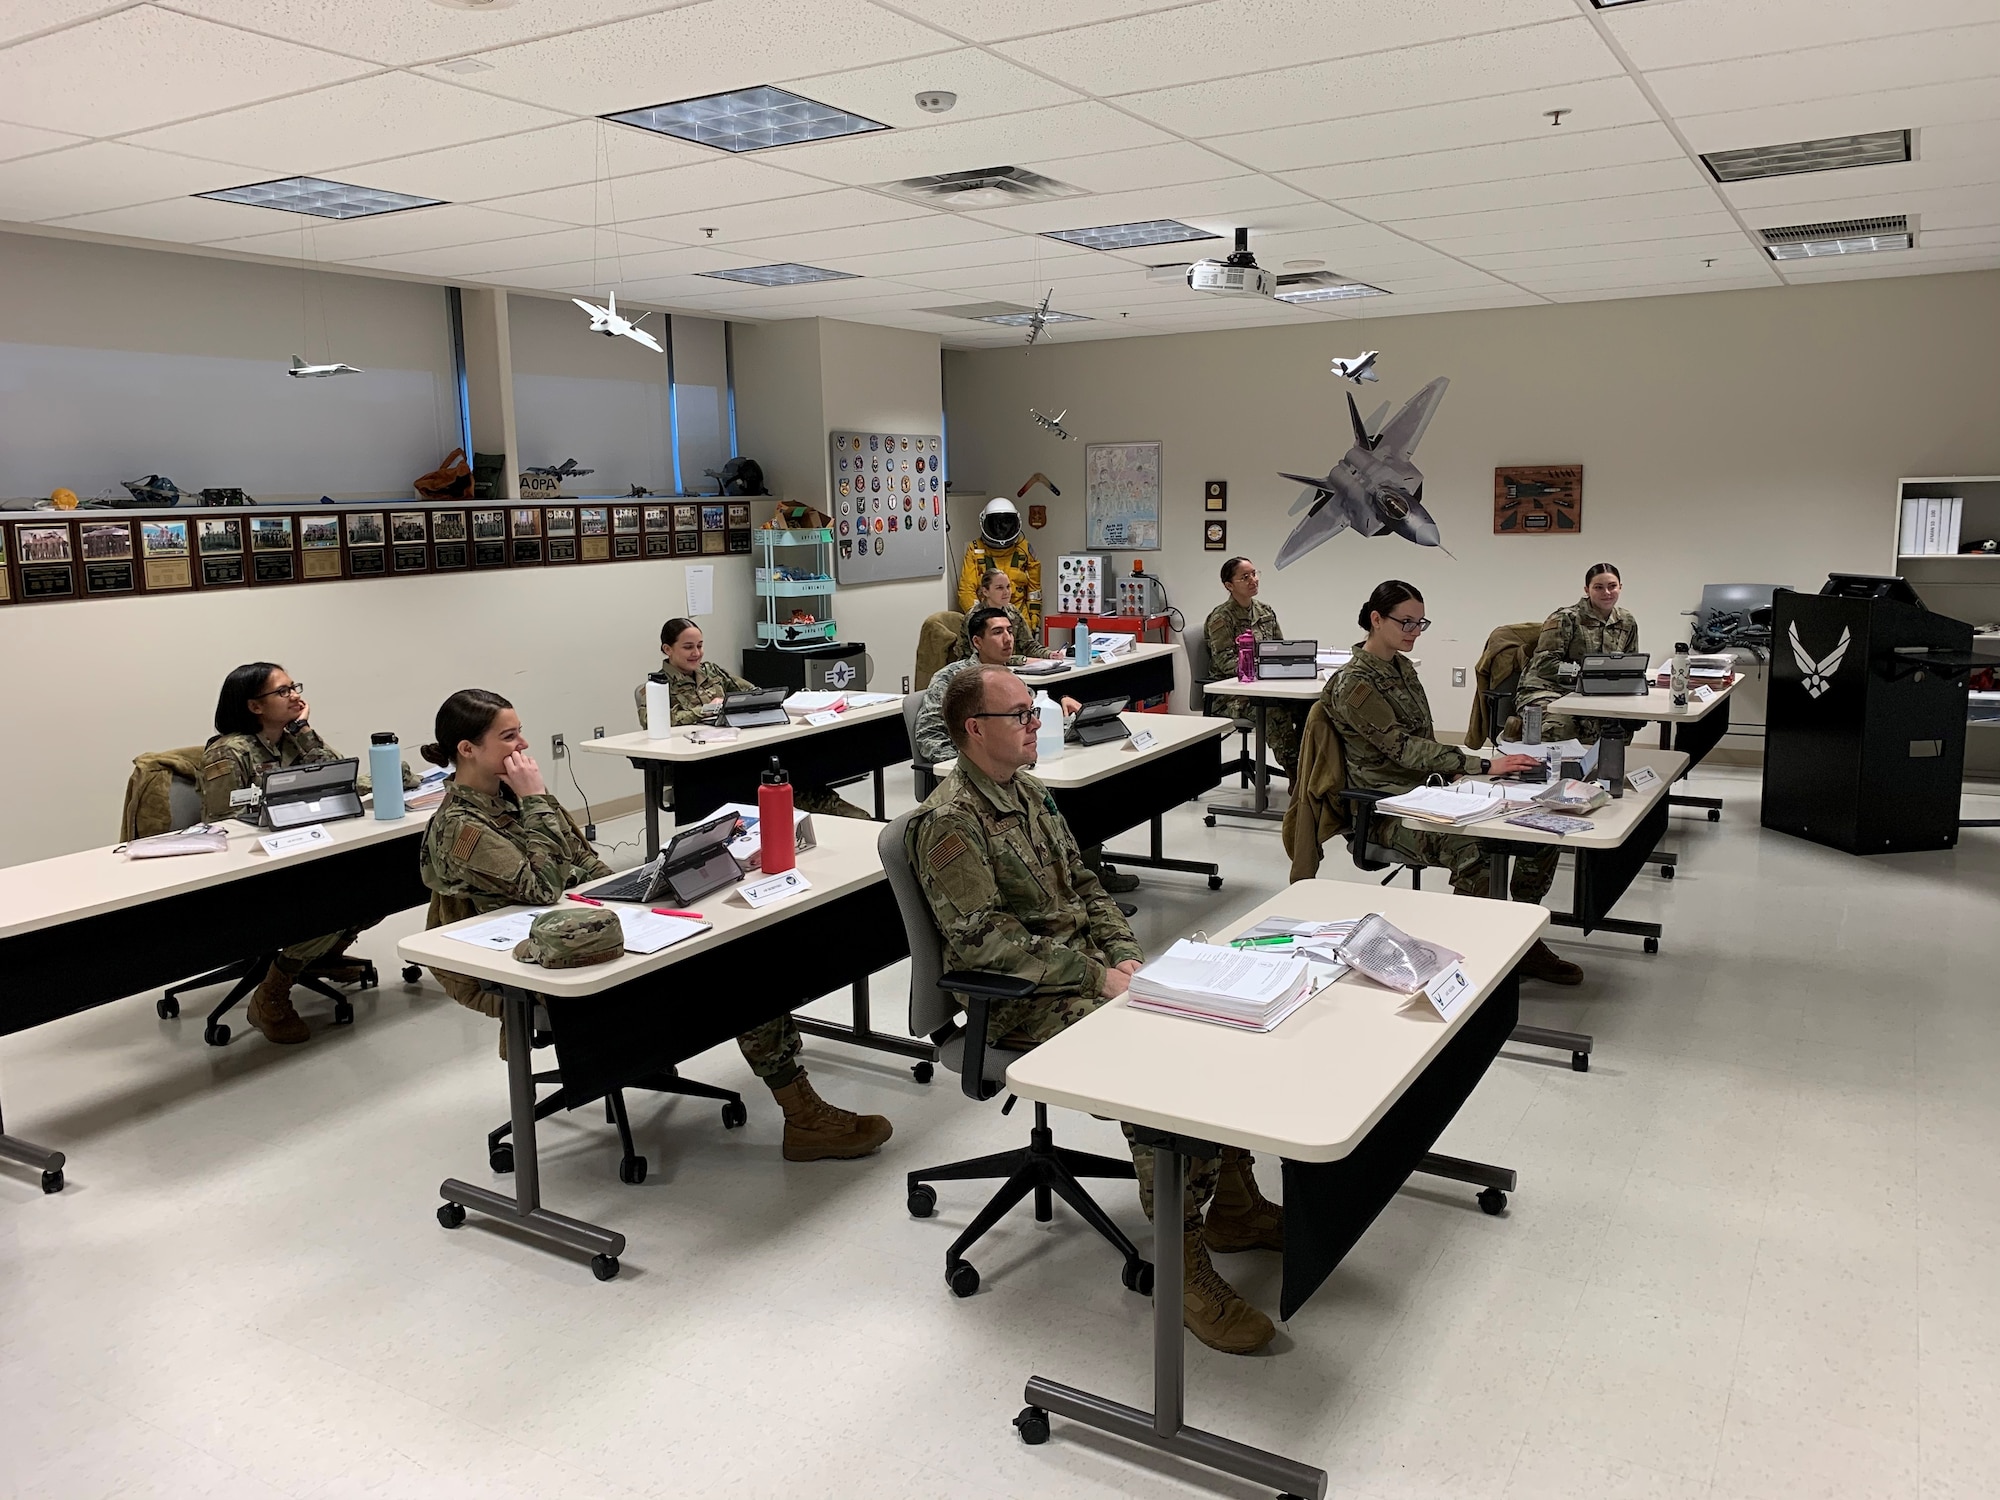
[1187,227,1276,298]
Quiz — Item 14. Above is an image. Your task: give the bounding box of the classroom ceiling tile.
[0,141,242,221]
[1466,230,1756,273]
[345,224,667,277]
[1716,119,2000,214]
[205,203,573,261]
[964,175,1312,236]
[165,0,708,68]
[1,0,149,49]
[350,121,708,206]
[782,47,1081,131]
[0,119,85,165]
[1020,142,1250,197]
[1280,122,1684,203]
[778,102,1173,187]
[1392,186,1733,241]
[0,7,371,138]
[441,0,954,118]
[1645,23,2000,120]
[1676,77,2000,158]
[616,188,932,247]
[1117,20,1623,138]
[483,155,832,227]
[1340,158,1712,224]
[883,0,1183,44]
[1422,211,1748,259]
[125,73,573,175]
[719,212,1008,264]
[42,192,308,243]
[1602,0,2000,73]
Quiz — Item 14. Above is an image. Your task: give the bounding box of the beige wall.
[944,271,2000,729]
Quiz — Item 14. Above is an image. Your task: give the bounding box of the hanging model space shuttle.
[571,291,664,354]
[1274,377,1450,568]
[288,355,361,378]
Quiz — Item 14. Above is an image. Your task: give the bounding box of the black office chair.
[1480,670,1521,752]
[903,690,942,801]
[1181,624,1258,789]
[146,765,380,1045]
[879,813,1152,1300]
[486,1000,746,1186]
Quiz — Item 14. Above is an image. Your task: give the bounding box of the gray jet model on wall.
[1274,376,1449,568]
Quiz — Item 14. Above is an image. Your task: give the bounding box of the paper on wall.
[686,563,714,617]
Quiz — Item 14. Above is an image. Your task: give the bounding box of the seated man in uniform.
[1203,555,1301,781]
[906,663,1282,1355]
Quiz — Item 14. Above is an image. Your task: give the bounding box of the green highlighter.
[1229,934,1296,949]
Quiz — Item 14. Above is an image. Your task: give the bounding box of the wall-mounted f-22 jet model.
[1275,377,1449,568]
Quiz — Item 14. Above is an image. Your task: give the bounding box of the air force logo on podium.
[1789,622,1851,699]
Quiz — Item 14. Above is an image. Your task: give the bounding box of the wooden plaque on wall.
[1494,466,1582,534]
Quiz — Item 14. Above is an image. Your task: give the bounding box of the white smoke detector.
[915,91,957,114]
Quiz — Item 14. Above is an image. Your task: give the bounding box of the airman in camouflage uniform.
[907,664,1284,1354]
[637,658,871,820]
[1204,594,1301,777]
[1515,595,1641,743]
[954,601,1047,664]
[1324,646,1559,902]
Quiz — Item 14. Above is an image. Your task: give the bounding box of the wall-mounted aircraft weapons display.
[1275,377,1450,568]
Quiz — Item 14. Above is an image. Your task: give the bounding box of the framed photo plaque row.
[0,502,754,605]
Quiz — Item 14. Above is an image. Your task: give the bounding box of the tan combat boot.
[1518,939,1583,986]
[246,967,310,1045]
[1202,1148,1284,1254]
[772,1073,893,1162]
[1183,1230,1275,1355]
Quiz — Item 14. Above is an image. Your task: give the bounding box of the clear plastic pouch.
[1337,913,1463,994]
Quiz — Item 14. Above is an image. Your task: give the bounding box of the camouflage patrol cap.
[513,906,623,968]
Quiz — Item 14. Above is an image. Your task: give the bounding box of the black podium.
[1763,576,1973,854]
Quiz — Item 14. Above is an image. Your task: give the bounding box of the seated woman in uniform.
[418,688,891,1161]
[199,661,387,1044]
[954,566,1059,663]
[1202,555,1300,779]
[1514,562,1639,743]
[1324,581,1583,986]
[637,617,869,819]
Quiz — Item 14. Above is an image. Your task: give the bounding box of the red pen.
[651,908,703,919]
[566,894,605,907]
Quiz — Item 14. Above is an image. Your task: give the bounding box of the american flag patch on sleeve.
[926,830,968,872]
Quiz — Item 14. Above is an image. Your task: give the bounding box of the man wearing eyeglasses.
[906,664,1284,1356]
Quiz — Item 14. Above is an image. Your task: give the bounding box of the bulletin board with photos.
[0,502,751,605]
[828,429,946,585]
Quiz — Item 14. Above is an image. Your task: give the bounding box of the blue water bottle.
[370,732,404,820]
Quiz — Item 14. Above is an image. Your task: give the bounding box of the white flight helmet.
[979,497,1022,547]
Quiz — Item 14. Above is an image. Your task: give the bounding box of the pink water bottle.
[1236,629,1257,683]
[758,755,795,874]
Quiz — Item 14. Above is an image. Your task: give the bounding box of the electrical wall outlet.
[592,726,604,739]
[551,733,567,759]
[1451,667,1466,688]
[901,674,911,693]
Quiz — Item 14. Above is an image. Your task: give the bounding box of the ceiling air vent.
[1703,129,1910,183]
[1761,215,1911,260]
[876,166,1085,210]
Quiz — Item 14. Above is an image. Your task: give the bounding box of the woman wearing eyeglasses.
[1514,562,1638,743]
[1325,581,1582,985]
[198,662,377,1042]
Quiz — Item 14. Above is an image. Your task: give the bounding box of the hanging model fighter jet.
[1029,407,1074,440]
[1329,351,1379,385]
[1024,289,1054,348]
[524,459,595,479]
[571,291,664,354]
[288,355,361,378]
[1275,377,1450,568]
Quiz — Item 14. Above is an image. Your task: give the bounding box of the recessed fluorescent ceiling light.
[197,176,443,219]
[976,309,1092,326]
[604,86,885,152]
[1274,281,1387,304]
[1761,214,1911,260]
[698,263,859,286]
[1044,219,1218,251]
[1703,129,1910,183]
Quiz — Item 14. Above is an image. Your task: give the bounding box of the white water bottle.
[1034,690,1064,760]
[1670,642,1690,708]
[645,671,674,739]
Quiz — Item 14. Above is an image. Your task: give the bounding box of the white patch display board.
[830,430,946,584]
[1086,441,1162,552]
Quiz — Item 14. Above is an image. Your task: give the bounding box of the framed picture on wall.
[1204,518,1227,551]
[1086,441,1162,551]
[433,511,468,543]
[1204,480,1227,512]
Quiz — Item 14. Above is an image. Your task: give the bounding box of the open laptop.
[1576,652,1651,696]
[1254,639,1318,679]
[579,807,743,905]
[1065,697,1132,747]
[716,686,790,729]
[259,757,364,829]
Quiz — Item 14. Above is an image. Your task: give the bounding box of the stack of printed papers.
[1127,938,1313,1031]
[1377,782,1511,827]
[1088,632,1135,658]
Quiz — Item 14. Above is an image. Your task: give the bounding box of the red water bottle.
[1236,629,1257,683]
[758,755,795,874]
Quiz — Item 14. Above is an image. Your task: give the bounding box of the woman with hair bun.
[418,689,892,1161]
[1515,562,1638,743]
[1324,580,1584,986]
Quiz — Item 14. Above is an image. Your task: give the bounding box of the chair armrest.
[937,971,1038,1102]
[1334,786,1386,811]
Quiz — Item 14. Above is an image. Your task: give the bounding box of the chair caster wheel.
[402,964,422,984]
[1477,1188,1507,1216]
[333,999,354,1026]
[437,1202,465,1229]
[42,1168,64,1194]
[1660,864,1675,880]
[1644,937,1660,955]
[204,1023,230,1047]
[907,1184,937,1218]
[591,1254,620,1281]
[1121,1258,1154,1296]
[720,1099,747,1129]
[1013,1406,1050,1445]
[1208,875,1224,890]
[1572,1051,1589,1073]
[1204,814,1217,828]
[946,1258,979,1297]
[490,1145,514,1174]
[619,1156,647,1186]
[156,996,179,1019]
[912,1061,934,1084]
[1708,808,1721,822]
